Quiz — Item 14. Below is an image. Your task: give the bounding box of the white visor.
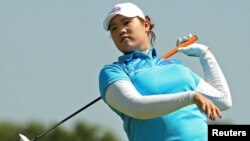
[103,2,145,31]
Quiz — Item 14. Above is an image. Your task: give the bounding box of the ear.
[143,19,150,33]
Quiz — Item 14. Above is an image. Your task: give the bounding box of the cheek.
[111,33,119,43]
[132,23,146,36]
[111,33,123,51]
[133,28,147,41]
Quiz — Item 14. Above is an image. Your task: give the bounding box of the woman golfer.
[99,2,232,141]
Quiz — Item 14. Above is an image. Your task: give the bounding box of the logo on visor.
[109,6,121,14]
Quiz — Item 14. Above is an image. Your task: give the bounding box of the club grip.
[161,35,198,58]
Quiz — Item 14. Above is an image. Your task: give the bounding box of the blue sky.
[1,0,250,140]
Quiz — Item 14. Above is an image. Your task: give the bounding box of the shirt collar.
[118,48,157,62]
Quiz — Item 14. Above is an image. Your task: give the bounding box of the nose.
[119,26,126,36]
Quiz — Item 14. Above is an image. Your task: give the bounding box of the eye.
[124,20,131,26]
[122,17,133,26]
[110,26,117,32]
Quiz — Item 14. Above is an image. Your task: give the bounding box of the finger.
[211,105,221,120]
[176,36,189,46]
[207,108,212,120]
[203,105,212,120]
[202,104,206,113]
[215,107,222,119]
[212,104,222,119]
[206,104,216,121]
[210,108,216,121]
[209,106,216,120]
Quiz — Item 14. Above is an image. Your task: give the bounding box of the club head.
[19,134,31,141]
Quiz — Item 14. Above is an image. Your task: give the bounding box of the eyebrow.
[109,22,116,29]
[109,17,133,29]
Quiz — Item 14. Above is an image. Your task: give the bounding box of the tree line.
[0,120,119,141]
[0,119,232,141]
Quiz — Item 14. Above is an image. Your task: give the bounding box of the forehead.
[109,15,128,26]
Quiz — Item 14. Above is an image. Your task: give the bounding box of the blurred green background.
[0,120,118,141]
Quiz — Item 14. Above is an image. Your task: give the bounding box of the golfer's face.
[109,15,149,53]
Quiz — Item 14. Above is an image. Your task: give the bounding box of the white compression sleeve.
[105,80,195,119]
[196,50,232,111]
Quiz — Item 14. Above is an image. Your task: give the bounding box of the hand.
[178,43,209,57]
[176,34,194,46]
[193,92,221,121]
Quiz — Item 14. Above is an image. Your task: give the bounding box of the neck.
[138,39,151,53]
[141,48,150,54]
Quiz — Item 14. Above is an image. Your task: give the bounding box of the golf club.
[161,34,198,58]
[19,34,198,141]
[19,97,101,141]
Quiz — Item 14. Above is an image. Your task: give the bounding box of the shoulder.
[99,62,130,98]
[99,62,128,81]
[99,62,123,74]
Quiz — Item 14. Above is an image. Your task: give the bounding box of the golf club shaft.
[29,34,198,141]
[31,97,101,141]
[161,34,198,58]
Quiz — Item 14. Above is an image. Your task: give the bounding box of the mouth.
[120,36,131,43]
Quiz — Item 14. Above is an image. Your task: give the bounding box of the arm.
[105,80,221,120]
[105,80,195,119]
[196,50,232,111]
[178,43,232,111]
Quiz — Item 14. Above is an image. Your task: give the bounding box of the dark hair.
[145,16,156,46]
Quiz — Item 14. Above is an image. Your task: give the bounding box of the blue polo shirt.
[99,48,207,141]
